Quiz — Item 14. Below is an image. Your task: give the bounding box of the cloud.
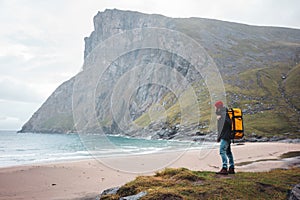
[0,0,83,107]
[80,0,300,29]
[0,116,22,130]
[0,99,41,130]
[211,0,300,28]
[0,76,44,103]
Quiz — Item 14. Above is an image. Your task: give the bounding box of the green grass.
[244,111,294,137]
[285,64,300,110]
[225,66,285,99]
[101,167,300,200]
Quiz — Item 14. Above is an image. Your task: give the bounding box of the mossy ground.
[100,167,300,200]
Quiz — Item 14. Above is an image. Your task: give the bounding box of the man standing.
[215,101,235,175]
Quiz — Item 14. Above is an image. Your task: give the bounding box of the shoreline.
[2,139,298,170]
[0,141,219,170]
[0,142,299,200]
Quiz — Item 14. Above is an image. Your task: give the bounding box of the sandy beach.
[0,142,299,200]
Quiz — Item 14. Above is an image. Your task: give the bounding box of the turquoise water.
[0,130,216,168]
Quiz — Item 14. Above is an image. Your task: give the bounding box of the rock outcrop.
[289,183,300,200]
[19,9,300,140]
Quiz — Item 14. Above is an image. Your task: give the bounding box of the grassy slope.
[134,63,300,138]
[285,64,300,110]
[101,167,300,200]
[226,64,300,137]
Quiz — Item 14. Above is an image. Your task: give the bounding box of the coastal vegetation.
[100,167,300,200]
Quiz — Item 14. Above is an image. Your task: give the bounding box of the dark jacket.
[216,107,232,141]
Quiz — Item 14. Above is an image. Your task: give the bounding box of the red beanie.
[214,101,224,108]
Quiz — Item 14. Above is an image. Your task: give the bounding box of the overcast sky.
[0,0,299,130]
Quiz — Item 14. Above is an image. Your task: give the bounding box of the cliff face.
[20,78,75,133]
[84,9,175,59]
[20,9,300,140]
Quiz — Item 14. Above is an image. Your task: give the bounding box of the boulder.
[120,191,147,200]
[98,186,120,199]
[289,183,300,200]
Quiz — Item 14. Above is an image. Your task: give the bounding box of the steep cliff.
[20,9,300,140]
[20,77,75,133]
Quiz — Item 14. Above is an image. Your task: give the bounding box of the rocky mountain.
[20,9,300,141]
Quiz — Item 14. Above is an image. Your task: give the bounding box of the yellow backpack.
[227,108,244,140]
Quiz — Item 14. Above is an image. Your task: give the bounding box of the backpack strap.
[228,108,236,142]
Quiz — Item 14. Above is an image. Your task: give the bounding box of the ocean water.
[0,130,216,168]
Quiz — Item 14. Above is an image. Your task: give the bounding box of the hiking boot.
[228,167,235,174]
[216,168,228,175]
